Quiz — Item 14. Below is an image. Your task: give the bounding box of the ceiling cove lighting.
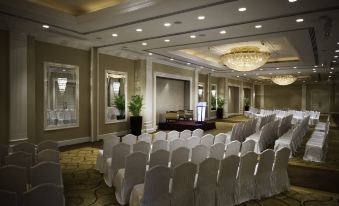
[136,28,143,32]
[164,23,171,27]
[197,16,205,20]
[296,18,304,22]
[112,33,118,37]
[42,24,50,29]
[220,46,270,72]
[271,75,297,85]
[238,7,247,12]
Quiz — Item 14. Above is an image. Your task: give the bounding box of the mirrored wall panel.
[44,62,79,130]
[210,84,217,111]
[105,70,127,123]
[198,83,204,102]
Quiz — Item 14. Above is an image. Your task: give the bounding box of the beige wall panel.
[306,84,331,113]
[0,30,9,144]
[198,74,208,102]
[99,54,135,135]
[264,84,302,110]
[35,41,91,141]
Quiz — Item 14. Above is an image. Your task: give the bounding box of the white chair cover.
[122,134,137,146]
[23,183,65,206]
[149,150,170,169]
[179,130,192,139]
[191,144,209,165]
[138,133,152,143]
[235,151,258,204]
[12,142,35,155]
[30,161,62,187]
[0,189,17,206]
[154,131,167,141]
[170,147,189,175]
[216,155,239,206]
[37,140,58,152]
[186,136,200,150]
[167,131,179,142]
[95,135,120,173]
[214,133,226,144]
[169,139,186,153]
[170,162,196,206]
[133,141,151,155]
[104,143,130,187]
[152,140,169,152]
[37,149,60,163]
[303,131,327,162]
[271,147,291,195]
[0,144,9,166]
[5,151,33,168]
[209,143,225,160]
[129,166,170,206]
[225,141,241,158]
[192,129,204,138]
[255,149,274,199]
[114,152,148,205]
[200,134,214,147]
[195,158,219,206]
[240,139,255,155]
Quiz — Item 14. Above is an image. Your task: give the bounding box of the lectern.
[196,102,207,123]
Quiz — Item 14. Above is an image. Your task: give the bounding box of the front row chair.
[271,147,291,195]
[30,161,63,188]
[23,183,65,206]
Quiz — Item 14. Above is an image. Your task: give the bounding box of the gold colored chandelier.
[220,46,270,71]
[271,75,297,85]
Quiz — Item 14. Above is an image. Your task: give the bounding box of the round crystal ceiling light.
[220,46,270,71]
[271,75,297,85]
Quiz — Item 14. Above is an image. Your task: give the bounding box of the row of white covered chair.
[129,147,291,206]
[303,125,329,162]
[225,118,258,143]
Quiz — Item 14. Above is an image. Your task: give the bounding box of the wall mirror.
[105,70,128,123]
[210,84,217,111]
[44,62,79,130]
[198,83,204,102]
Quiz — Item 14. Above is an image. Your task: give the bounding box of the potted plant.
[128,95,143,135]
[216,97,225,119]
[244,97,250,111]
[113,95,125,120]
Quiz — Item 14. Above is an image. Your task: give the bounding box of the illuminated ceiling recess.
[220,46,270,72]
[271,75,297,85]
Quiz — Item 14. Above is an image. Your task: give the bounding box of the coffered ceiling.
[0,0,338,83]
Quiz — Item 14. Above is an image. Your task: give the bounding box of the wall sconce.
[113,81,120,95]
[198,88,203,96]
[57,78,67,95]
[211,89,216,97]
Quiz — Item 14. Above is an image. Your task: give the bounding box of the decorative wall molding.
[98,130,131,140]
[58,136,90,147]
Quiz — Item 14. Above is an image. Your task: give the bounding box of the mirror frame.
[210,84,217,111]
[44,62,80,131]
[198,82,205,102]
[105,70,128,124]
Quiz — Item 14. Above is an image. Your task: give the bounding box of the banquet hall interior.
[1,0,339,205]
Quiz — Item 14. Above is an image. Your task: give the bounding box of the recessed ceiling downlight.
[164,23,171,27]
[136,28,143,32]
[42,25,49,29]
[197,16,205,20]
[219,30,226,34]
[112,33,118,37]
[164,39,170,42]
[238,7,247,12]
[296,18,304,22]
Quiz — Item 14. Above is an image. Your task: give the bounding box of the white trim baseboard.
[58,136,90,147]
[98,130,131,140]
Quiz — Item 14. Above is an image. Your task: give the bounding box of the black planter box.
[216,108,224,119]
[130,116,142,136]
[244,106,250,111]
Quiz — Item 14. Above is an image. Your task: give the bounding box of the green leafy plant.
[217,97,225,109]
[244,97,250,107]
[113,95,125,116]
[128,95,143,116]
[210,96,216,109]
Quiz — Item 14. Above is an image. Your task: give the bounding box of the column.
[207,73,211,120]
[9,31,28,142]
[144,57,154,132]
[240,81,244,114]
[260,85,265,109]
[90,47,99,142]
[301,84,306,110]
[224,78,229,117]
[193,68,199,120]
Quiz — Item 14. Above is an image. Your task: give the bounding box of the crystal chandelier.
[271,75,297,85]
[220,46,270,71]
[57,78,67,94]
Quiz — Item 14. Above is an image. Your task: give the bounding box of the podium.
[196,102,207,123]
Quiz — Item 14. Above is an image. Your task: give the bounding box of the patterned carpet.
[60,115,339,205]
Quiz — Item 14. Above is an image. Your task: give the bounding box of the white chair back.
[179,130,192,139]
[122,134,137,146]
[23,183,65,206]
[214,133,226,144]
[133,141,150,155]
[37,140,58,152]
[12,142,35,155]
[255,149,275,199]
[225,140,241,158]
[149,150,170,169]
[152,140,169,152]
[167,131,179,142]
[271,147,291,195]
[170,147,189,175]
[154,131,166,141]
[209,143,225,160]
[0,189,17,206]
[240,139,255,155]
[192,129,204,138]
[30,161,62,187]
[169,139,186,153]
[200,134,214,147]
[171,162,196,206]
[195,158,219,206]
[186,136,200,150]
[0,144,9,166]
[37,149,60,163]
[103,135,120,158]
[5,151,33,168]
[191,144,209,165]
[138,133,152,143]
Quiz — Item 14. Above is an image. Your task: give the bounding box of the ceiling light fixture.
[276,67,280,70]
[187,63,191,65]
[297,71,301,73]
[170,58,174,61]
[313,70,317,72]
[164,39,170,42]
[330,71,333,74]
[190,35,196,39]
[293,66,297,69]
[112,33,118,37]
[255,25,262,29]
[313,68,316,70]
[148,53,153,56]
[164,23,171,27]
[334,56,338,58]
[220,30,226,34]
[42,25,49,29]
[269,72,273,75]
[198,16,205,20]
[238,7,247,12]
[271,75,297,85]
[142,42,147,46]
[289,0,297,2]
[220,46,270,71]
[296,18,304,23]
[136,28,143,32]
[314,65,318,67]
[330,67,334,70]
